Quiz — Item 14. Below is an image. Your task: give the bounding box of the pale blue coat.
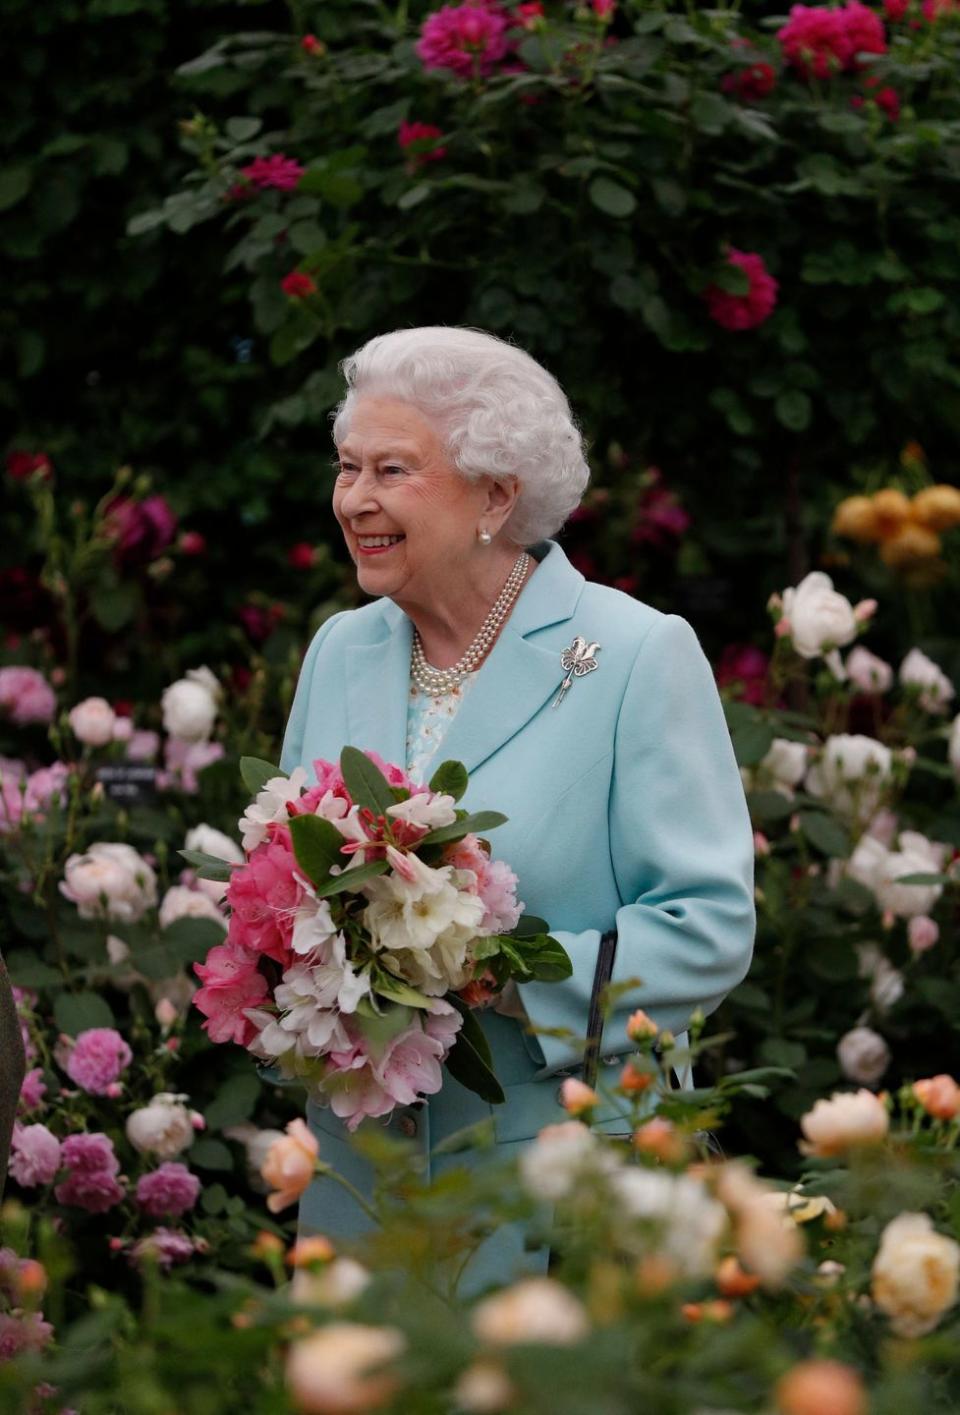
[279,541,754,1286]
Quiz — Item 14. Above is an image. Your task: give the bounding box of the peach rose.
[799,1089,889,1157]
[472,1278,589,1347]
[776,1359,866,1415]
[285,1322,404,1413]
[261,1118,321,1213]
[913,1074,960,1120]
[559,1078,599,1116]
[871,1212,960,1338]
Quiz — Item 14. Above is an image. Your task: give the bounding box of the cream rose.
[781,571,858,660]
[161,667,220,743]
[472,1278,590,1347]
[799,1089,889,1157]
[872,1212,960,1337]
[68,696,116,747]
[60,842,157,923]
[126,1093,196,1158]
[875,830,946,919]
[899,648,956,715]
[845,646,893,695]
[805,734,894,825]
[519,1121,619,1202]
[285,1323,405,1414]
[757,738,809,796]
[837,1026,890,1086]
[290,1257,371,1310]
[158,884,227,932]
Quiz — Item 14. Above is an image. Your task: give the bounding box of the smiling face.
[332,397,509,614]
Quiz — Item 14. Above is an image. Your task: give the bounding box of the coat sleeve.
[518,613,755,1076]
[279,611,348,775]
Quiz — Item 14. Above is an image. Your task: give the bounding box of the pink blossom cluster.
[63,1027,133,1096]
[0,1310,53,1362]
[416,1,512,77]
[239,154,305,192]
[0,666,56,726]
[53,1132,126,1213]
[777,1,886,79]
[704,249,779,331]
[135,1161,201,1217]
[448,834,523,932]
[0,760,69,834]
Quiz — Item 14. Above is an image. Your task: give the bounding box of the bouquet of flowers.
[187,748,570,1129]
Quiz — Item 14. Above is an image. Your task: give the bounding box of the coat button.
[604,1055,622,1067]
[398,1114,418,1137]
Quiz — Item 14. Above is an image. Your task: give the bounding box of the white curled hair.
[331,326,590,545]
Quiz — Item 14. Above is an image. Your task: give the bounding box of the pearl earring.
[478,528,493,546]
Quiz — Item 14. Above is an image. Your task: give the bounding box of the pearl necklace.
[410,552,531,693]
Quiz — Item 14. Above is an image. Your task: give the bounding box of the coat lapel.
[345,604,411,768]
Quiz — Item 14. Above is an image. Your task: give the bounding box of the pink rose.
[705,249,779,331]
[416,2,511,77]
[0,666,56,726]
[64,1027,133,1095]
[130,1227,198,1270]
[18,1068,46,1115]
[127,729,160,762]
[777,4,854,77]
[9,1123,61,1187]
[55,1132,125,1213]
[135,1162,201,1217]
[398,121,448,168]
[160,737,224,794]
[68,696,116,747]
[193,939,270,1045]
[908,915,939,953]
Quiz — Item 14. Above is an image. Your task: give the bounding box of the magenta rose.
[705,249,778,331]
[55,1132,125,1213]
[64,1027,133,1096]
[103,494,178,565]
[135,1162,201,1218]
[416,1,511,77]
[239,154,305,191]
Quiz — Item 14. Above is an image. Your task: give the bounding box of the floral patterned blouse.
[404,671,479,786]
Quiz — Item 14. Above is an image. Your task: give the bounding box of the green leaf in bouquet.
[470,936,503,962]
[509,914,550,939]
[371,968,431,1009]
[179,848,239,883]
[516,935,573,982]
[418,811,508,846]
[427,759,468,802]
[449,997,495,1070]
[340,746,398,816]
[496,939,531,975]
[289,813,348,887]
[54,991,115,1034]
[444,1026,505,1105]
[313,858,389,897]
[239,756,284,796]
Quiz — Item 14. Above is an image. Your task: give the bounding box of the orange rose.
[261,1118,321,1213]
[831,495,880,543]
[912,484,960,531]
[871,487,912,538]
[879,522,941,568]
[913,1074,960,1121]
[776,1360,866,1415]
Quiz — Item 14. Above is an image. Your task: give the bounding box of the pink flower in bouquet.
[227,833,302,962]
[9,1123,61,1187]
[447,834,523,932]
[777,4,854,76]
[18,1068,47,1115]
[135,1162,201,1217]
[55,1133,125,1213]
[398,121,447,168]
[103,494,178,565]
[64,1028,133,1096]
[193,939,270,1045]
[705,250,778,331]
[22,762,68,820]
[239,154,305,192]
[130,1228,198,1270]
[0,666,56,726]
[0,1311,54,1361]
[416,2,512,77]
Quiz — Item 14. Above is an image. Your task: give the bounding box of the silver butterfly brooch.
[553,635,601,708]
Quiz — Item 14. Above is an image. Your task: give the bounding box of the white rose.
[899,648,956,715]
[519,1121,619,1202]
[68,696,117,747]
[611,1168,728,1278]
[126,1094,195,1158]
[158,884,227,931]
[472,1278,590,1347]
[949,714,960,779]
[799,1089,889,1157]
[290,1257,371,1309]
[846,646,893,695]
[805,734,894,825]
[161,672,219,743]
[846,834,890,897]
[285,1324,405,1413]
[872,1212,960,1337]
[60,842,157,923]
[781,571,858,660]
[757,738,809,795]
[869,957,905,1013]
[875,830,946,919]
[837,1026,890,1086]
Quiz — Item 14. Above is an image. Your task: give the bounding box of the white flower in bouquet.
[799,1089,889,1157]
[161,666,221,743]
[290,894,339,958]
[519,1121,621,1203]
[276,939,371,1027]
[472,1278,590,1347]
[610,1169,727,1278]
[126,1093,197,1158]
[184,823,244,902]
[846,646,894,694]
[158,884,226,931]
[949,713,960,779]
[285,1323,405,1413]
[837,1026,890,1086]
[805,734,894,825]
[363,855,484,991]
[899,648,956,715]
[872,1212,960,1338]
[60,842,158,923]
[68,696,116,746]
[384,792,458,831]
[238,766,308,852]
[845,833,889,897]
[780,571,858,666]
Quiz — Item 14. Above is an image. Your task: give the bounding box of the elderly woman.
[280,326,754,1285]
